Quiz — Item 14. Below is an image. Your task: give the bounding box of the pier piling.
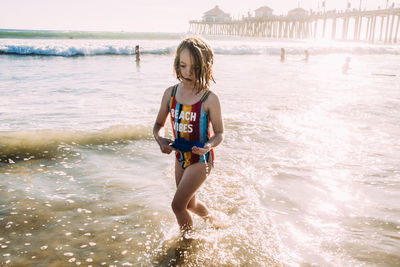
[189,8,400,43]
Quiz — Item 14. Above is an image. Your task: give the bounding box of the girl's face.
[179,48,197,88]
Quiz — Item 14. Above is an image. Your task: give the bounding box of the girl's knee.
[187,199,196,211]
[171,198,186,214]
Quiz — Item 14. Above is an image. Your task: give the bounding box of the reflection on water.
[1,171,151,265]
[136,60,141,72]
[0,139,282,266]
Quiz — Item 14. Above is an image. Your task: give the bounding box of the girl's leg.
[172,161,209,231]
[188,195,209,217]
[174,160,210,217]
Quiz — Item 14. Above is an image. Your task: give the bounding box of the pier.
[189,8,400,43]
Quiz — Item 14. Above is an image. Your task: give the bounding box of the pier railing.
[189,8,400,43]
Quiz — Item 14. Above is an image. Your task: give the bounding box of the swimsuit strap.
[200,90,211,102]
[171,84,179,97]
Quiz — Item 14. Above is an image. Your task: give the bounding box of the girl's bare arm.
[192,92,224,155]
[153,87,174,154]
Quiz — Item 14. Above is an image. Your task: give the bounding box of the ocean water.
[1,31,400,266]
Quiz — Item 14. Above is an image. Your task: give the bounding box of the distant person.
[304,49,309,62]
[342,56,351,74]
[135,45,140,62]
[280,48,285,62]
[153,36,225,233]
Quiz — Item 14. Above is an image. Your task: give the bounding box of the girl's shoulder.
[164,85,175,94]
[204,90,219,103]
[162,84,178,99]
[203,90,221,111]
[160,85,177,105]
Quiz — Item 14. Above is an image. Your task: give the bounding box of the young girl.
[153,36,224,232]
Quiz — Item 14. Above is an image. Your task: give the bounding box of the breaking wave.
[0,125,152,162]
[1,41,399,57]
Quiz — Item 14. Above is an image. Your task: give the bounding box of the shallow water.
[1,37,400,266]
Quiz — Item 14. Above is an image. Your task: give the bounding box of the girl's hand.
[157,137,174,154]
[192,143,211,155]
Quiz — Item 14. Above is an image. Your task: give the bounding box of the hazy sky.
[0,0,393,32]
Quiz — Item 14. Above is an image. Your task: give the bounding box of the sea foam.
[0,43,174,56]
[1,38,399,57]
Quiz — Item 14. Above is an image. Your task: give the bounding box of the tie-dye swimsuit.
[169,84,214,169]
